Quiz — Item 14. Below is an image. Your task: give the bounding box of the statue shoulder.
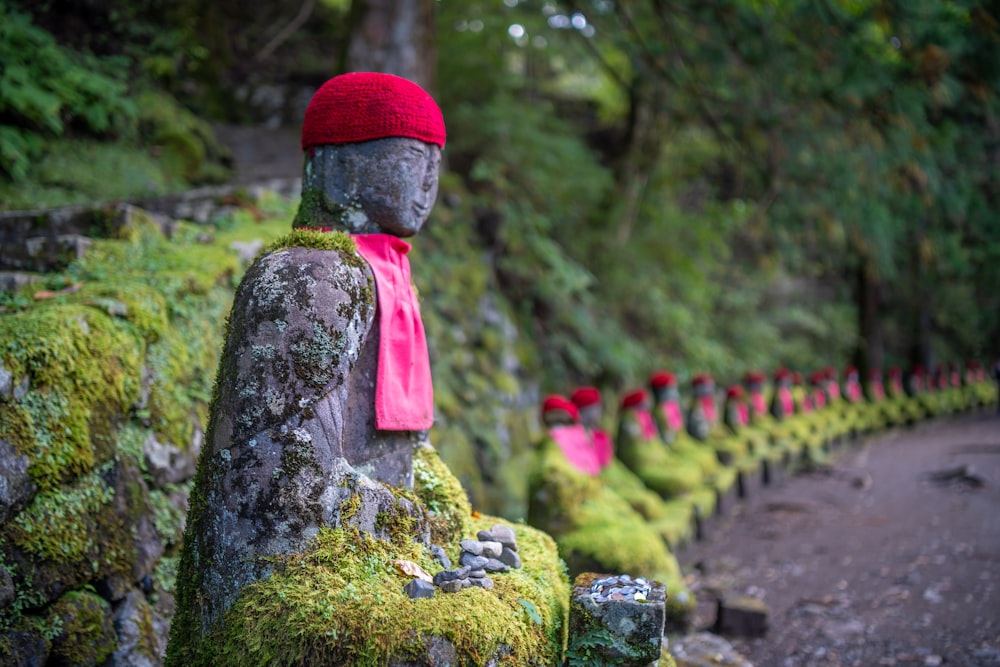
[213,237,376,442]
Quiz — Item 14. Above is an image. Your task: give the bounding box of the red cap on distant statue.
[620,389,648,409]
[541,395,580,422]
[650,371,677,389]
[570,386,602,409]
[301,72,447,150]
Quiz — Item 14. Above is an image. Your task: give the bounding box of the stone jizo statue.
[168,72,446,656]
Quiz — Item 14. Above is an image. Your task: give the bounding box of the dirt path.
[677,412,1000,667]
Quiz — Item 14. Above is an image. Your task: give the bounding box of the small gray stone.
[459,553,489,570]
[404,579,436,599]
[460,539,483,556]
[0,567,14,609]
[499,547,522,569]
[467,569,487,579]
[430,544,451,569]
[469,576,494,590]
[439,579,466,594]
[479,540,503,558]
[484,558,509,574]
[478,524,518,550]
[433,566,471,586]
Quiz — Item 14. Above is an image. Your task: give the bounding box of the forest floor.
[676,410,1000,667]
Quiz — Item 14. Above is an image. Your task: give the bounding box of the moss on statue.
[527,437,694,628]
[171,445,568,666]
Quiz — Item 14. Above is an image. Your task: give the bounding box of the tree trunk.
[855,245,884,376]
[345,0,436,89]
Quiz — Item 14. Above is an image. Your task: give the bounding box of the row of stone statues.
[526,362,997,631]
[162,70,996,664]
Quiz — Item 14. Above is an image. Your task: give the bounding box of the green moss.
[46,590,117,665]
[0,305,143,490]
[412,445,473,545]
[263,228,360,268]
[203,518,566,667]
[9,462,115,563]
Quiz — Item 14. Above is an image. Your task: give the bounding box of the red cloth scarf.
[777,387,795,416]
[352,234,434,431]
[698,395,717,425]
[549,424,599,476]
[659,400,684,432]
[634,408,659,440]
[736,403,749,426]
[750,392,768,418]
[593,428,614,471]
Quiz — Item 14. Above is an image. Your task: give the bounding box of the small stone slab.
[469,576,494,590]
[478,525,517,550]
[430,544,451,569]
[459,553,489,570]
[714,595,768,638]
[404,579,435,599]
[483,558,509,574]
[568,573,665,667]
[499,547,521,569]
[460,540,484,556]
[479,540,503,558]
[438,579,467,594]
[433,566,470,586]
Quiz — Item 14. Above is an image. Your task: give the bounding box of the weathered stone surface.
[479,540,503,558]
[568,572,666,667]
[1,623,51,667]
[438,579,466,593]
[109,590,163,667]
[469,576,494,590]
[499,546,522,569]
[460,539,483,556]
[478,525,517,549]
[483,558,509,574]
[0,566,14,610]
[458,553,489,570]
[669,632,752,667]
[429,544,451,569]
[0,437,35,525]
[404,579,435,599]
[142,433,197,487]
[432,566,470,585]
[714,594,768,638]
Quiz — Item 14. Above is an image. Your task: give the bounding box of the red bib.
[549,424,599,476]
[352,234,434,431]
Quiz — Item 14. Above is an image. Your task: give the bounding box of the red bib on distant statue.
[659,400,684,432]
[352,234,433,431]
[750,392,768,418]
[593,428,614,471]
[698,395,717,424]
[549,424,600,476]
[634,408,659,440]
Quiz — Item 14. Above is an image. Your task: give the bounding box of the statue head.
[570,387,603,430]
[296,72,446,236]
[541,395,580,428]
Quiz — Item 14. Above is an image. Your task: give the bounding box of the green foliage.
[0,4,136,179]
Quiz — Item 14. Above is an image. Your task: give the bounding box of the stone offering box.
[567,572,666,667]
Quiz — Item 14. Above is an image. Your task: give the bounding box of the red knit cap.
[301,72,446,150]
[725,384,745,399]
[691,373,713,387]
[744,370,766,384]
[773,367,791,381]
[620,389,648,409]
[889,366,902,377]
[650,371,677,389]
[541,395,579,422]
[570,386,602,409]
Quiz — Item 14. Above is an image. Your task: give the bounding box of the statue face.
[348,137,441,237]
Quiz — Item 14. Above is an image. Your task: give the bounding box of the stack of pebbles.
[589,574,651,603]
[431,525,522,593]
